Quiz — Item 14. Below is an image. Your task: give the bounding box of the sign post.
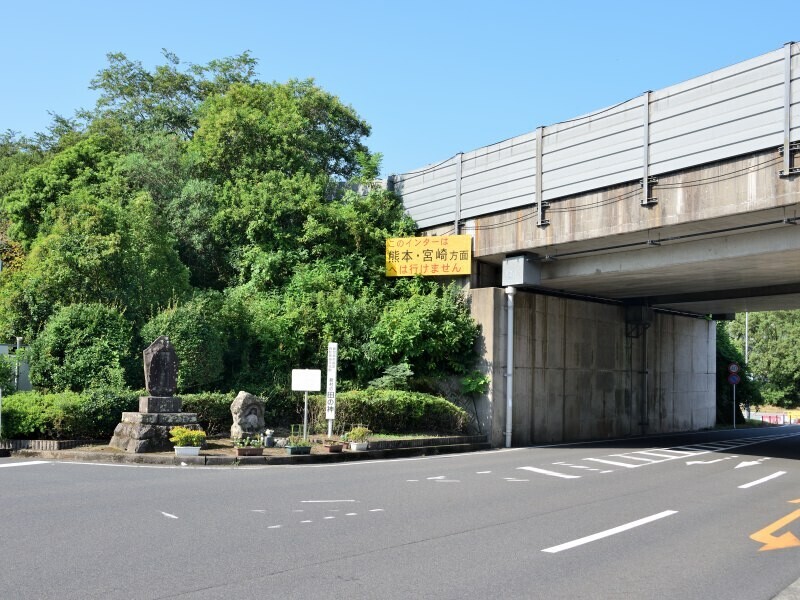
[291,369,321,440]
[728,362,741,429]
[325,343,338,438]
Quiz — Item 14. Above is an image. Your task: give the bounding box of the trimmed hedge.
[180,392,235,436]
[307,389,468,435]
[0,388,468,441]
[0,388,138,439]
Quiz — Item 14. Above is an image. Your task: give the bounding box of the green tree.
[87,49,258,139]
[727,311,800,407]
[189,79,370,181]
[715,322,761,424]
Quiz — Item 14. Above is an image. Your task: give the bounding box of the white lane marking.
[268,525,281,529]
[345,513,357,516]
[0,461,50,468]
[518,467,581,479]
[735,460,765,469]
[583,458,640,469]
[738,471,787,489]
[427,476,446,480]
[612,455,658,463]
[251,510,267,513]
[301,499,357,503]
[600,470,614,474]
[634,451,683,459]
[369,509,385,512]
[542,510,678,553]
[161,512,179,519]
[686,458,728,465]
[406,479,419,482]
[476,471,492,474]
[300,520,312,523]
[434,479,460,483]
[504,478,529,482]
[324,516,336,519]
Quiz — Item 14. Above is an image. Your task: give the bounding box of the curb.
[11,440,492,466]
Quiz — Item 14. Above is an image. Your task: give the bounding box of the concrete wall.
[470,288,716,446]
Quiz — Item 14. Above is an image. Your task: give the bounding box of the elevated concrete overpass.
[390,43,800,446]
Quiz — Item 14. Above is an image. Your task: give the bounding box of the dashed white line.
[518,466,581,479]
[0,461,50,468]
[161,512,179,519]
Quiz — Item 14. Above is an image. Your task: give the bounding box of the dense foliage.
[307,390,469,435]
[0,50,480,404]
[0,388,466,440]
[725,311,800,408]
[715,322,761,425]
[0,388,138,439]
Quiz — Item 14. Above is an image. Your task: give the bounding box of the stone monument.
[109,336,201,453]
[230,391,265,439]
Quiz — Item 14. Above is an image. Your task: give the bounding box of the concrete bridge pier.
[469,288,716,447]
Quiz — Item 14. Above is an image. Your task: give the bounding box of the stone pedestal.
[109,397,201,453]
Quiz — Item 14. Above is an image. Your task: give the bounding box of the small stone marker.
[230,391,265,439]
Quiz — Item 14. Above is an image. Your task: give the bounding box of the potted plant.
[285,435,312,455]
[323,439,344,453]
[343,426,371,451]
[233,435,263,456]
[169,426,206,456]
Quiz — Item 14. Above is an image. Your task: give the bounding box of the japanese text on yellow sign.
[386,235,472,277]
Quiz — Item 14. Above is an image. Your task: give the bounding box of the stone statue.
[143,336,178,397]
[230,391,265,439]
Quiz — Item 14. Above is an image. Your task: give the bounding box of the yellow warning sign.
[385,235,472,277]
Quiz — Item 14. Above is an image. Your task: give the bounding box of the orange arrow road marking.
[750,508,800,551]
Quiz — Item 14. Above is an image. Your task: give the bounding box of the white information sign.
[325,343,338,421]
[291,369,321,392]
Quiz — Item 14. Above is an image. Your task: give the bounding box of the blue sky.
[2,1,798,176]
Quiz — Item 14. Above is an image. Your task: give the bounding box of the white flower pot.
[174,446,201,456]
[348,442,369,452]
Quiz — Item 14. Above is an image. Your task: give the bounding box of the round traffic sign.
[728,362,740,373]
[728,373,741,385]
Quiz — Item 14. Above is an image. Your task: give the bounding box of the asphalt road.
[1,426,799,599]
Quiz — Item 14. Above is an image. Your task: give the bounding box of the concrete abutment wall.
[470,288,716,447]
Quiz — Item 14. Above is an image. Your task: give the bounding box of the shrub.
[28,303,134,392]
[180,392,235,436]
[0,388,138,439]
[141,291,228,392]
[0,391,58,438]
[307,389,467,434]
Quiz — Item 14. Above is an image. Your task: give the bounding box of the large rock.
[230,391,265,439]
